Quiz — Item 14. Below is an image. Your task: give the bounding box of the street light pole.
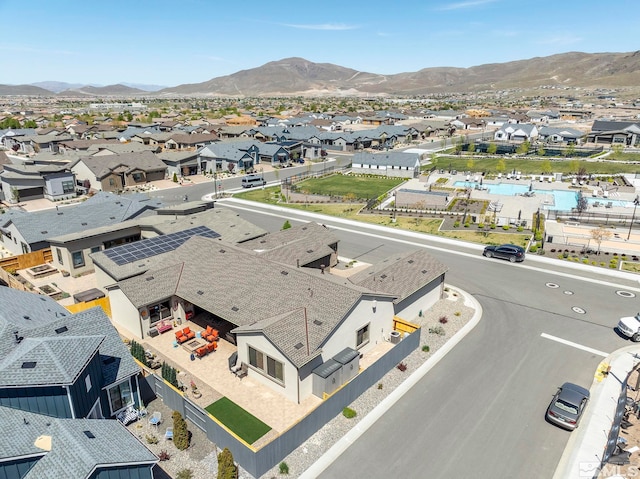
[627,197,639,240]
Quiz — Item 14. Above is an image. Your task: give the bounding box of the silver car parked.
[546,382,590,431]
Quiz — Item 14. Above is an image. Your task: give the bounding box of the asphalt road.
[216,199,639,479]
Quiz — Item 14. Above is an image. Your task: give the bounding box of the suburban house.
[197,142,255,174]
[0,162,76,204]
[56,204,266,280]
[0,288,157,478]
[494,123,539,142]
[351,151,421,178]
[538,126,584,145]
[157,150,201,177]
[0,192,164,256]
[587,120,640,145]
[70,151,168,192]
[0,406,157,479]
[164,133,218,151]
[102,224,447,403]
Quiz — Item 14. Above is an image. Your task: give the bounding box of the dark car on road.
[546,382,590,431]
[483,244,525,263]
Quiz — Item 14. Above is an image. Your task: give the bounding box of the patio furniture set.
[174,325,219,358]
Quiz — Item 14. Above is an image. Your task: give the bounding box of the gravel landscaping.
[126,286,474,479]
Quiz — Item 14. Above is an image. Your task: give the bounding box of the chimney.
[14,331,24,344]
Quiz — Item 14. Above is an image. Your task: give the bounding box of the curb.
[553,345,640,479]
[299,285,483,479]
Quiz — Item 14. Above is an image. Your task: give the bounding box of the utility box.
[333,347,360,383]
[312,359,342,398]
[390,330,401,344]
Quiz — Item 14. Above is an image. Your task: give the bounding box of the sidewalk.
[553,346,640,479]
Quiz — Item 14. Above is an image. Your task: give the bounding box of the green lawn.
[294,175,405,199]
[424,156,640,176]
[234,185,281,203]
[205,397,271,444]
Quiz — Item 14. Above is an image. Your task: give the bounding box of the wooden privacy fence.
[65,297,112,318]
[0,248,52,272]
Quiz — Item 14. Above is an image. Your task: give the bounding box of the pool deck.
[415,172,640,253]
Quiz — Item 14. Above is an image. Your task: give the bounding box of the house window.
[72,251,85,268]
[148,300,171,324]
[248,346,284,384]
[356,324,370,348]
[108,380,133,414]
[62,180,75,194]
[109,178,115,186]
[85,375,92,392]
[21,242,29,254]
[132,172,144,182]
[56,248,63,265]
[90,246,101,254]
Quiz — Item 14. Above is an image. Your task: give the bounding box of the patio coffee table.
[183,338,206,353]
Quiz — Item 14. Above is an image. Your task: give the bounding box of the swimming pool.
[453,181,631,210]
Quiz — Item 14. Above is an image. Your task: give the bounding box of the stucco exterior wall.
[106,287,145,338]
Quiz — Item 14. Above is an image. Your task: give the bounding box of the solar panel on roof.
[103,226,221,265]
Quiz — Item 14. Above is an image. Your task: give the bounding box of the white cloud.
[282,23,358,31]
[437,0,499,11]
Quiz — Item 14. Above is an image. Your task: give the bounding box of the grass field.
[424,155,640,176]
[205,397,271,444]
[294,175,405,199]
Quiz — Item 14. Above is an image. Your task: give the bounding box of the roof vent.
[219,249,226,253]
[146,276,154,281]
[306,249,314,253]
[281,271,289,276]
[421,269,428,274]
[83,430,95,439]
[408,259,414,264]
[260,240,266,243]
[40,230,48,234]
[313,319,323,326]
[109,216,115,220]
[21,361,37,369]
[55,326,68,334]
[14,331,24,344]
[380,274,387,280]
[231,306,239,312]
[197,290,204,295]
[294,342,304,350]
[57,212,64,215]
[23,315,31,320]
[81,222,87,226]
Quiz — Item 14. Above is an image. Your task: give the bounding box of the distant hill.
[0,84,58,96]
[4,51,640,98]
[160,52,640,97]
[58,84,148,96]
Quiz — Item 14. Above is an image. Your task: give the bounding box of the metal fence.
[145,330,419,477]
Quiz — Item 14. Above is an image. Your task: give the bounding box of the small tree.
[590,226,613,255]
[575,191,589,214]
[496,158,506,174]
[537,146,546,157]
[172,172,178,183]
[10,187,20,204]
[466,158,475,171]
[282,220,292,230]
[487,142,498,155]
[217,448,237,479]
[516,140,530,155]
[540,159,552,174]
[467,141,476,154]
[172,411,189,450]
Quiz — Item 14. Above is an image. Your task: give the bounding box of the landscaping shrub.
[279,462,290,475]
[342,407,357,419]
[439,316,448,324]
[217,448,237,479]
[453,221,460,228]
[422,345,430,352]
[397,362,408,372]
[428,326,446,336]
[158,450,171,461]
[172,411,189,451]
[176,470,194,479]
[502,224,510,231]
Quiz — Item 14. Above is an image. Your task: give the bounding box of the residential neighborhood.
[3,89,640,477]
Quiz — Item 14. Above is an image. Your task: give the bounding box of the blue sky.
[0,0,637,87]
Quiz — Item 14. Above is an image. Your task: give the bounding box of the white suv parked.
[617,313,640,341]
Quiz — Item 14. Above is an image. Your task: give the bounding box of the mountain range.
[2,51,640,98]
